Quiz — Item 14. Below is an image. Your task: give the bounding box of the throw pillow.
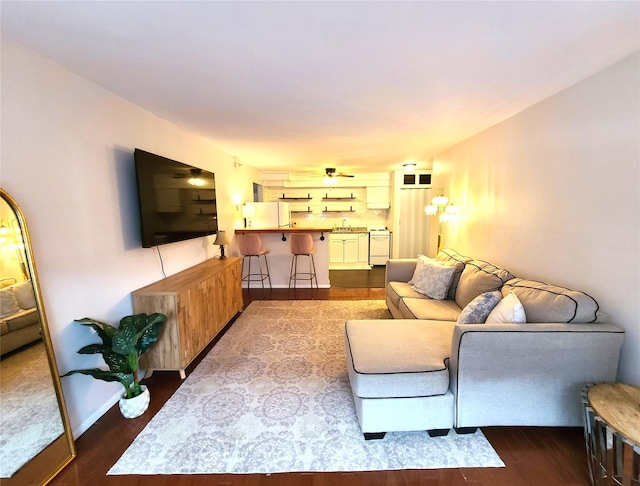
[13,280,36,310]
[411,256,457,300]
[408,254,430,285]
[0,287,21,318]
[457,291,502,324]
[486,291,526,323]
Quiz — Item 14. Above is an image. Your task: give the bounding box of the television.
[133,149,218,248]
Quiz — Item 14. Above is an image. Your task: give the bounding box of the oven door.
[369,232,390,265]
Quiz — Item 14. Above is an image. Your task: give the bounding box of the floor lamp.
[425,189,458,253]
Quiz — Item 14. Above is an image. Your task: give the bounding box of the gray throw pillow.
[457,291,502,324]
[13,280,36,310]
[411,256,457,300]
[0,288,21,318]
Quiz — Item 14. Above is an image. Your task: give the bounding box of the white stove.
[368,228,391,265]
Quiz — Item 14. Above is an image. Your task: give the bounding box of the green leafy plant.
[62,313,167,399]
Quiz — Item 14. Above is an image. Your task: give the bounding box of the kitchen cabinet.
[358,233,369,263]
[329,233,369,266]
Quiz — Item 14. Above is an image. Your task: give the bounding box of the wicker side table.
[582,382,640,486]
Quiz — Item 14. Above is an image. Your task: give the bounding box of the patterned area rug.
[109,300,504,475]
[0,342,64,478]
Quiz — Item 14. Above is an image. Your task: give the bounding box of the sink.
[333,226,368,233]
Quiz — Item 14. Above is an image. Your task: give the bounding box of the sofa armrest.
[449,322,624,428]
[385,259,418,286]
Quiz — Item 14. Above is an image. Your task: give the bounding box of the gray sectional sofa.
[0,279,41,356]
[344,249,625,439]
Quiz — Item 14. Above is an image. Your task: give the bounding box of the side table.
[582,382,640,486]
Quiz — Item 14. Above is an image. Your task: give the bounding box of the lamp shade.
[213,230,229,246]
[431,194,448,206]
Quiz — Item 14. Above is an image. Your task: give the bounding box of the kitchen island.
[234,228,333,288]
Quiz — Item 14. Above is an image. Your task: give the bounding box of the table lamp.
[213,230,230,260]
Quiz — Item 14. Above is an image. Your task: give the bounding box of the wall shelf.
[279,193,312,201]
[322,197,356,201]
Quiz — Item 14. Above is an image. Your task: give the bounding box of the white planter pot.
[119,385,150,419]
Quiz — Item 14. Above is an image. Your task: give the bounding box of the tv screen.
[134,149,218,248]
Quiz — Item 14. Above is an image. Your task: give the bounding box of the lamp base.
[219,245,227,260]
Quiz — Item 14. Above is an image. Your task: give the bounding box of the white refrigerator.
[243,202,291,229]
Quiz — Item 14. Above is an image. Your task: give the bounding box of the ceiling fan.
[324,168,354,179]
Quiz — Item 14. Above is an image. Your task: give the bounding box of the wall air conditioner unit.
[400,171,432,188]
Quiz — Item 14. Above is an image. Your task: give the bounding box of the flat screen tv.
[134,149,218,248]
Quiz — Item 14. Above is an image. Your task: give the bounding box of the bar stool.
[237,234,272,289]
[289,233,318,288]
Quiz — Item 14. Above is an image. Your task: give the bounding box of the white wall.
[434,53,639,386]
[0,41,261,436]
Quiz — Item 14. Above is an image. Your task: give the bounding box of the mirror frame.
[0,189,76,485]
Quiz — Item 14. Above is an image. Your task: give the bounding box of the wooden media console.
[133,257,243,378]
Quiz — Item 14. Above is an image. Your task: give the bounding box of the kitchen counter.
[235,227,333,234]
[232,228,331,288]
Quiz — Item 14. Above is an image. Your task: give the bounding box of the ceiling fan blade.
[324,167,354,178]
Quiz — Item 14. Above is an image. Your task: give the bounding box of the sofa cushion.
[486,291,526,323]
[12,280,36,310]
[345,319,454,398]
[455,260,515,309]
[399,297,462,321]
[0,321,8,336]
[0,288,21,318]
[436,249,473,299]
[502,278,599,323]
[5,308,39,332]
[386,281,426,310]
[410,256,457,300]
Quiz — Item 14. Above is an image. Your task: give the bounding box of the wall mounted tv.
[134,149,218,248]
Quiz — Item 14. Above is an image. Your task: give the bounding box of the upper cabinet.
[366,187,390,209]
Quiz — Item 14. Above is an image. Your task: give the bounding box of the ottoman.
[344,319,455,439]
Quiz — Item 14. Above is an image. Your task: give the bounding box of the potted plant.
[62,313,167,419]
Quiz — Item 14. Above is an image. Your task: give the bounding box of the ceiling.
[1,1,638,174]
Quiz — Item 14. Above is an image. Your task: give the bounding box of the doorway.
[397,188,431,258]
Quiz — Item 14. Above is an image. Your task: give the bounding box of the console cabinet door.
[135,257,243,377]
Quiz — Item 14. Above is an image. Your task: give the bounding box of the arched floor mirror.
[0,189,75,485]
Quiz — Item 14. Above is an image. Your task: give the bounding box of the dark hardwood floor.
[49,283,590,486]
[329,266,386,288]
